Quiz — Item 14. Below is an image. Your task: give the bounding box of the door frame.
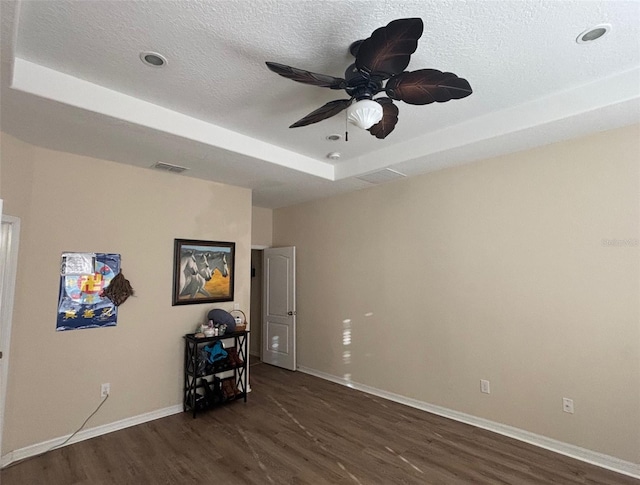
[0,215,20,459]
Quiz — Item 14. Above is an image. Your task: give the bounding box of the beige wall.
[273,124,640,463]
[251,206,273,247]
[0,132,252,453]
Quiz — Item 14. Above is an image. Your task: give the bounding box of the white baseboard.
[297,365,640,480]
[1,404,183,469]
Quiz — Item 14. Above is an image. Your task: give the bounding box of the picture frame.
[172,239,235,306]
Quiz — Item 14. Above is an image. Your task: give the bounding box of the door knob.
[287,311,297,316]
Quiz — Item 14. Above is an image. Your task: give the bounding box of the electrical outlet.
[480,379,490,394]
[562,397,574,414]
[101,383,110,398]
[233,303,240,310]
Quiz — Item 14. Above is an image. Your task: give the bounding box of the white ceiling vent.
[151,161,189,174]
[355,168,406,185]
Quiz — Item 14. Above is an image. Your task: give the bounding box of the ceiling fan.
[266,18,472,139]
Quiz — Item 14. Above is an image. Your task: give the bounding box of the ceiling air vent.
[355,168,406,185]
[151,161,189,174]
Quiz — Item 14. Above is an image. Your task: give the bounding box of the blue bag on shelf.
[203,341,228,363]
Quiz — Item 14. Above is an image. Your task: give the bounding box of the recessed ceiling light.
[326,134,342,141]
[140,51,167,67]
[576,24,611,44]
[327,152,341,160]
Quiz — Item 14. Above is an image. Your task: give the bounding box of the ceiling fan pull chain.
[345,109,349,141]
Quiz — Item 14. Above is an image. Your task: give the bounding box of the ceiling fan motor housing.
[344,63,383,100]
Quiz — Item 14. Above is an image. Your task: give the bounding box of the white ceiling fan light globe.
[347,99,383,130]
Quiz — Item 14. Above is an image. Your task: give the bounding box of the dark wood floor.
[2,361,638,484]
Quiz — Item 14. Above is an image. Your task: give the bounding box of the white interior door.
[262,247,296,371]
[0,215,20,459]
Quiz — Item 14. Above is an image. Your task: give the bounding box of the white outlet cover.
[480,379,490,394]
[101,383,110,397]
[562,398,574,413]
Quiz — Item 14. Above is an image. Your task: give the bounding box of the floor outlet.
[480,379,490,394]
[562,397,574,414]
[101,383,110,398]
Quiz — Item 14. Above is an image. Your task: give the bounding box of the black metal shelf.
[183,330,249,418]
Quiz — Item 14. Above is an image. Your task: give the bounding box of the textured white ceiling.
[1,0,639,208]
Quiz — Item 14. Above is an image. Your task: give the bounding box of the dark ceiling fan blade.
[290,99,352,128]
[385,69,472,105]
[355,18,423,79]
[368,98,399,139]
[266,62,346,89]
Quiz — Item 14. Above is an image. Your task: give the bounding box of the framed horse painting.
[172,239,235,305]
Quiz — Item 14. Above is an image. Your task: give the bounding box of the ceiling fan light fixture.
[347,99,383,130]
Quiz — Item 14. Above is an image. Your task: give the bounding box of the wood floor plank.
[2,361,638,484]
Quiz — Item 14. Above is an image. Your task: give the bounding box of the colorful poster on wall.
[56,253,121,331]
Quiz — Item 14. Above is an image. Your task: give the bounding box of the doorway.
[0,215,20,458]
[250,246,297,370]
[261,246,296,371]
[249,249,263,358]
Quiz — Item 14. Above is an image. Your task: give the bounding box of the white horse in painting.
[179,251,213,298]
[179,251,229,298]
[206,252,229,278]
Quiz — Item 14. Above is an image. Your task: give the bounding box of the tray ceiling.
[1,0,639,208]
